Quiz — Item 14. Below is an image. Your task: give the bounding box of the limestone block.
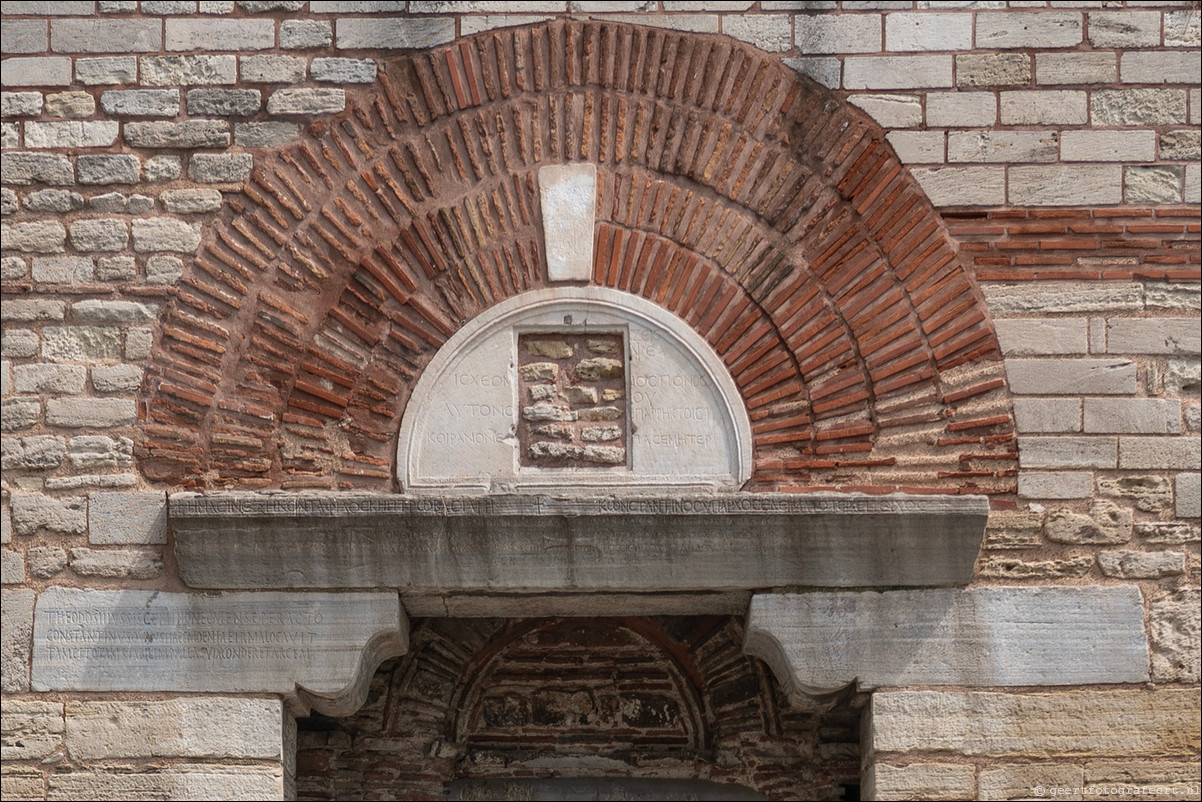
[50,18,161,52]
[1084,398,1182,435]
[1,700,64,761]
[170,493,989,594]
[240,55,307,84]
[3,300,66,323]
[68,548,162,579]
[1013,399,1081,434]
[1036,52,1116,85]
[90,365,143,393]
[984,509,1043,550]
[782,57,840,90]
[1107,318,1201,356]
[948,130,1057,163]
[76,154,140,185]
[25,190,85,213]
[310,57,377,83]
[1,769,43,801]
[1,56,71,88]
[851,95,922,128]
[869,688,1200,758]
[125,120,230,149]
[165,18,273,50]
[71,299,157,324]
[1164,358,1200,396]
[539,164,596,282]
[885,131,944,164]
[1093,89,1187,126]
[977,10,1081,48]
[45,398,137,428]
[25,121,118,150]
[44,91,95,119]
[335,18,454,50]
[186,88,260,117]
[1,550,25,585]
[47,765,283,802]
[980,764,1084,802]
[76,56,138,85]
[99,89,180,118]
[1161,129,1201,162]
[2,19,46,53]
[1006,358,1136,396]
[1178,472,1201,518]
[0,330,39,359]
[987,284,1145,317]
[11,494,86,536]
[957,52,1030,88]
[886,12,971,51]
[1085,762,1201,801]
[141,54,237,86]
[1119,436,1201,470]
[88,492,167,545]
[1009,165,1122,206]
[1045,500,1131,545]
[911,166,1005,206]
[267,88,346,115]
[1150,588,1200,684]
[2,398,40,433]
[1099,550,1185,579]
[1018,471,1092,500]
[723,14,790,52]
[1097,475,1172,513]
[189,152,253,183]
[2,153,74,186]
[1136,521,1200,545]
[1126,166,1184,205]
[844,55,952,90]
[1,92,43,117]
[132,218,202,253]
[281,19,332,49]
[1123,51,1201,86]
[2,589,34,691]
[1,436,66,472]
[867,763,974,802]
[235,121,299,147]
[70,219,128,253]
[68,436,134,469]
[1,222,66,254]
[27,546,67,579]
[1061,130,1155,163]
[32,588,408,716]
[161,189,223,214]
[66,698,283,760]
[1019,436,1116,469]
[745,587,1147,701]
[1088,10,1160,47]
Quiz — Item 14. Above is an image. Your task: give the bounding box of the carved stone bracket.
[743,587,1150,705]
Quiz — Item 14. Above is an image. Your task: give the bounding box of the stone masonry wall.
[2,3,1199,801]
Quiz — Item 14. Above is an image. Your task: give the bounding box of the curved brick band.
[140,19,1016,494]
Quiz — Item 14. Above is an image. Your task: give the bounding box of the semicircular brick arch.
[140,18,1015,494]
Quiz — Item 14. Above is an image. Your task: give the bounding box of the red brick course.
[141,20,1015,495]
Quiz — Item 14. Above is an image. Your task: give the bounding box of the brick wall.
[2,3,1199,801]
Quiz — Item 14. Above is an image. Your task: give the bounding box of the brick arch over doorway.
[295,616,864,801]
[139,19,1016,494]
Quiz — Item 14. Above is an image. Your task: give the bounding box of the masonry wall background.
[2,2,1199,801]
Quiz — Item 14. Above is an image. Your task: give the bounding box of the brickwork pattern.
[296,616,864,801]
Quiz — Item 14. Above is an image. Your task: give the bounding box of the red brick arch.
[140,19,1015,495]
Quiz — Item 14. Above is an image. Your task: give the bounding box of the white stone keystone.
[539,163,596,283]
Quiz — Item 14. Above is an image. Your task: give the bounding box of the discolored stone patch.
[518,333,627,468]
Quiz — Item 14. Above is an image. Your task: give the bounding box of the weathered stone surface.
[99,89,179,117]
[335,17,454,49]
[11,494,86,536]
[1,550,24,585]
[2,589,35,692]
[1099,549,1184,579]
[161,188,223,214]
[234,121,299,147]
[171,493,989,595]
[867,763,974,802]
[979,764,1084,802]
[43,327,122,363]
[165,18,273,51]
[1150,588,1200,684]
[3,299,65,323]
[1093,89,1187,126]
[745,587,1147,700]
[956,52,1029,87]
[280,19,331,49]
[1007,358,1136,396]
[68,548,162,579]
[1120,436,1201,470]
[13,364,86,395]
[984,510,1043,550]
[132,218,201,253]
[27,546,68,579]
[1045,500,1131,545]
[2,398,40,433]
[978,555,1093,581]
[240,54,307,84]
[869,688,1200,758]
[125,120,230,149]
[1,221,66,254]
[1,700,63,760]
[146,254,184,284]
[1,91,43,117]
[141,54,237,86]
[31,255,93,284]
[2,436,66,471]
[0,769,42,801]
[25,189,85,213]
[1085,398,1182,434]
[310,57,377,83]
[33,588,407,716]
[46,398,137,428]
[1137,521,1200,545]
[75,55,137,85]
[1010,164,1122,205]
[47,765,284,802]
[1017,471,1092,500]
[77,154,140,185]
[66,698,283,760]
[1085,762,1202,801]
[68,435,134,469]
[189,152,253,183]
[1126,165,1183,204]
[1019,436,1116,469]
[1178,472,1201,518]
[186,88,260,117]
[70,219,128,252]
[44,91,95,119]
[88,492,166,545]
[1097,475,1172,512]
[539,164,596,282]
[1164,358,1200,396]
[25,121,118,149]
[90,364,143,393]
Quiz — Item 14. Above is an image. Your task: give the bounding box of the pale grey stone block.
[782,57,841,90]
[100,89,179,117]
[31,256,94,284]
[1,91,43,117]
[0,700,62,760]
[1085,398,1182,435]
[46,398,137,428]
[76,154,140,185]
[1019,435,1117,469]
[48,766,284,801]
[984,282,1143,316]
[955,52,1028,87]
[2,398,40,433]
[1061,130,1155,162]
[44,91,95,119]
[88,492,167,545]
[140,54,237,86]
[1018,471,1093,499]
[1,436,66,471]
[1006,358,1136,395]
[948,130,1058,163]
[850,94,922,128]
[2,299,66,322]
[976,10,1082,48]
[1125,166,1184,205]
[335,18,455,50]
[1187,163,1201,204]
[1010,164,1122,206]
[2,19,47,53]
[234,121,300,147]
[868,688,1197,758]
[1119,436,1202,470]
[1,591,34,690]
[189,152,254,183]
[25,121,118,149]
[1,221,66,254]
[1137,521,1199,545]
[1175,472,1200,518]
[1000,90,1087,125]
[723,14,791,52]
[69,547,163,579]
[266,87,345,115]
[885,131,944,164]
[1107,318,1200,356]
[75,56,138,86]
[0,56,72,88]
[132,218,202,253]
[844,55,952,89]
[239,0,305,8]
[166,18,274,51]
[925,91,995,127]
[911,166,1004,206]
[1035,52,1116,85]
[1100,550,1185,579]
[70,219,128,253]
[1122,51,1201,86]
[11,494,86,536]
[66,698,284,760]
[89,365,143,393]
[1,550,25,585]
[25,189,85,213]
[32,587,408,716]
[125,327,154,360]
[979,766,1085,802]
[996,318,1088,355]
[1161,129,1201,162]
[1088,10,1161,47]
[68,435,134,469]
[51,19,162,53]
[186,88,260,116]
[1150,588,1199,683]
[867,764,976,802]
[885,12,972,51]
[72,302,156,327]
[42,326,123,363]
[240,54,307,84]
[0,256,27,280]
[1165,8,1201,47]
[1046,499,1131,545]
[13,364,86,395]
[1013,398,1082,433]
[310,57,377,83]
[2,152,73,186]
[1093,89,1188,126]
[795,13,880,53]
[281,19,332,49]
[146,255,185,284]
[125,120,230,149]
[0,121,18,150]
[745,586,1147,701]
[540,164,596,283]
[161,189,223,214]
